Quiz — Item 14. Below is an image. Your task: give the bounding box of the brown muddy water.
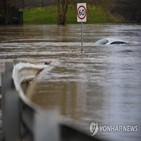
[0,24,141,141]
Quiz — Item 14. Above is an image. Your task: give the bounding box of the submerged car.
[95,38,128,45]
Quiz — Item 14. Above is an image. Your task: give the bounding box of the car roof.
[95,37,128,45]
[106,38,127,43]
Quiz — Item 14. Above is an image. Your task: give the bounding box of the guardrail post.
[34,111,60,141]
[2,62,20,141]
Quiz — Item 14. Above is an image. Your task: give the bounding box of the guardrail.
[1,62,103,141]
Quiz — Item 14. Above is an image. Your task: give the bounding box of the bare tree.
[57,0,69,25]
[4,0,12,24]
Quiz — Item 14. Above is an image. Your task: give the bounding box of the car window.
[95,39,109,45]
[111,41,127,45]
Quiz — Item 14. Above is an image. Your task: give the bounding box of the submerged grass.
[23,5,123,24]
[24,7,58,24]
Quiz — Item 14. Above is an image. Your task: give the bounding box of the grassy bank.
[23,5,124,24]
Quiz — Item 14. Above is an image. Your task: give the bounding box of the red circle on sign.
[77,5,86,20]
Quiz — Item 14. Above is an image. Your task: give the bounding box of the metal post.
[34,111,59,141]
[2,62,20,141]
[81,22,83,52]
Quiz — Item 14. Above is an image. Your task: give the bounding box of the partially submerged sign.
[77,3,87,52]
[77,3,87,22]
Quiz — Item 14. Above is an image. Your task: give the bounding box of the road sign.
[77,3,87,22]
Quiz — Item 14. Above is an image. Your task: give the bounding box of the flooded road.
[0,24,141,141]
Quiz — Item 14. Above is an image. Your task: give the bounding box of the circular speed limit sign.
[77,3,87,22]
[78,5,86,20]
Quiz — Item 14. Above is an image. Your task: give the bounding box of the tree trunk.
[57,0,69,25]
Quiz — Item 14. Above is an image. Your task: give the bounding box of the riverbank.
[23,5,124,24]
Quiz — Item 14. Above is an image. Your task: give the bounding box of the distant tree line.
[0,0,23,24]
[112,0,141,22]
[57,0,141,24]
[0,0,141,24]
[56,0,116,25]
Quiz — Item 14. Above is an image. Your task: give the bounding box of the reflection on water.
[26,81,87,122]
[0,24,141,141]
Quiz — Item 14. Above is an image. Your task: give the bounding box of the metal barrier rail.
[2,62,103,141]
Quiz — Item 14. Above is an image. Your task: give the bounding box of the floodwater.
[0,24,141,141]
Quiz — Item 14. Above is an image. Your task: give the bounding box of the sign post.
[77,3,87,52]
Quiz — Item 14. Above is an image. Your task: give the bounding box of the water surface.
[0,24,141,141]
